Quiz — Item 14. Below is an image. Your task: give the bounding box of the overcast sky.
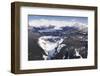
[28,15,88,27]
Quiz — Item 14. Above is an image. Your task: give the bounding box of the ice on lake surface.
[38,36,64,59]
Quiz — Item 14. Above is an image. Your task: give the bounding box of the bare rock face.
[28,30,47,60]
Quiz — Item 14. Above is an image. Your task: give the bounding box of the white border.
[20,6,95,70]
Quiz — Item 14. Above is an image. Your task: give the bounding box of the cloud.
[29,19,87,29]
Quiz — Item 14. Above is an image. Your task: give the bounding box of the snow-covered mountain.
[29,21,87,32]
[28,21,88,60]
[29,21,87,37]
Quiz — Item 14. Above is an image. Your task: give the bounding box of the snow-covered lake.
[38,36,64,59]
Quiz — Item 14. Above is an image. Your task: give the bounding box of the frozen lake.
[38,36,64,59]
